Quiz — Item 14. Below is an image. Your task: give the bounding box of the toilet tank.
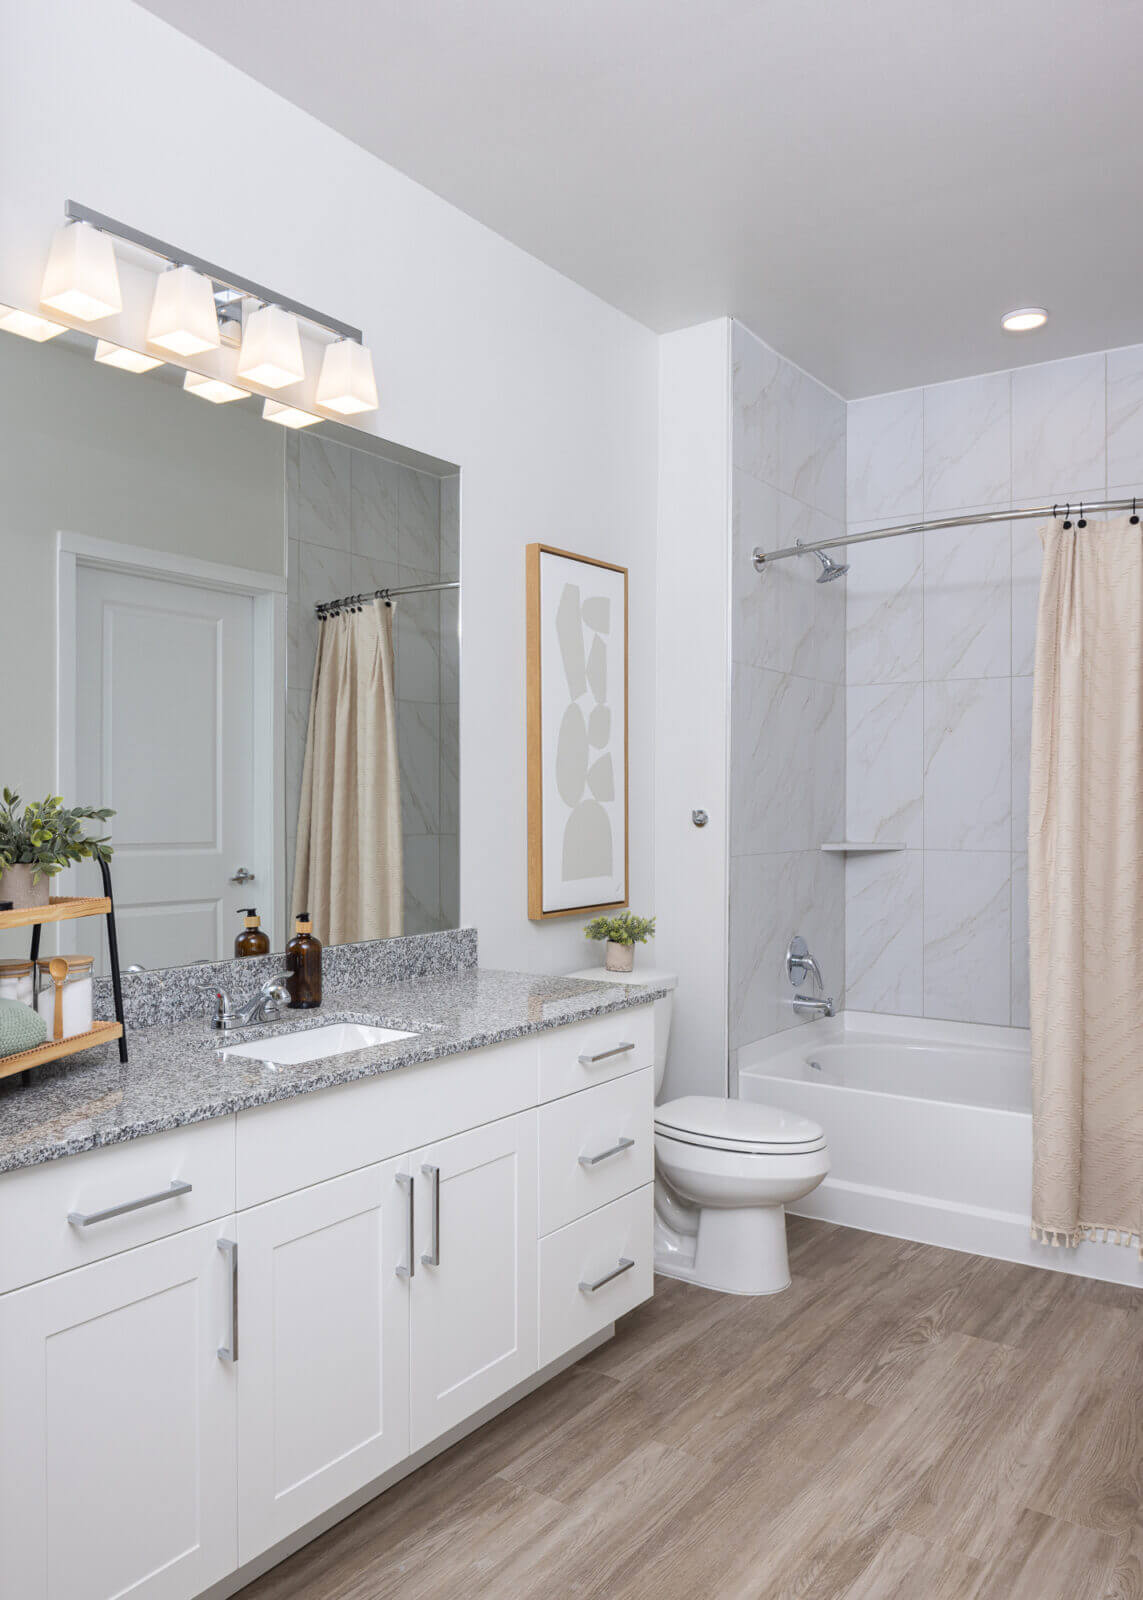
[565,967,678,1099]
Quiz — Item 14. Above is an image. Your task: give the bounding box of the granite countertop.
[0,968,667,1174]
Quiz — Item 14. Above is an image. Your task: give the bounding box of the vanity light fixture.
[94,340,164,374]
[263,399,321,429]
[316,338,379,415]
[237,304,305,389]
[183,370,248,404]
[40,220,122,321]
[146,264,221,357]
[0,305,67,341]
[1001,306,1048,333]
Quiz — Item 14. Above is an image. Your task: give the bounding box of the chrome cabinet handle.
[578,1137,636,1169]
[68,1178,192,1228]
[396,1172,415,1278]
[577,1042,635,1066]
[420,1164,440,1266]
[579,1257,635,1294]
[217,1238,238,1362]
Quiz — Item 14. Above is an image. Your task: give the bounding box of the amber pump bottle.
[234,909,270,958]
[286,913,322,1009]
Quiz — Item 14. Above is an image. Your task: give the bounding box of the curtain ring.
[1062,502,1072,529]
[1131,498,1139,526]
[1077,501,1087,529]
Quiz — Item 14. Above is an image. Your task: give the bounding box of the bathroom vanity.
[0,952,662,1600]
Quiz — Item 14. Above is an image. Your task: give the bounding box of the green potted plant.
[0,790,115,911]
[583,910,656,974]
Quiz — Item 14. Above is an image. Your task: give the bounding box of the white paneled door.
[75,565,256,970]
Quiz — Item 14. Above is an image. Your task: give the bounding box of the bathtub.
[738,1011,1141,1289]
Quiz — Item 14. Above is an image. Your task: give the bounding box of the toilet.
[567,965,829,1295]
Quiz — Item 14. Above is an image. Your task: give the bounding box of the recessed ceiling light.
[1001,307,1048,333]
[183,370,247,404]
[0,305,67,341]
[94,340,164,374]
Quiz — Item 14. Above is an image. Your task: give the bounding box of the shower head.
[796,540,850,582]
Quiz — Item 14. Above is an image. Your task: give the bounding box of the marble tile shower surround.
[285,433,460,934]
[93,927,478,1029]
[729,322,847,1060]
[844,343,1143,1028]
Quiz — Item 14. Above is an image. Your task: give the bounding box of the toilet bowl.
[566,966,830,1296]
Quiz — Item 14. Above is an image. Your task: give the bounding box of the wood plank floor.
[236,1218,1143,1600]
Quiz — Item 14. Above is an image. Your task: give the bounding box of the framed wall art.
[526,544,629,920]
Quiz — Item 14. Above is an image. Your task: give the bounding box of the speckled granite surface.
[93,927,478,1028]
[0,968,666,1173]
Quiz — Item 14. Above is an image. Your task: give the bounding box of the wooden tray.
[0,1020,124,1080]
[0,896,112,931]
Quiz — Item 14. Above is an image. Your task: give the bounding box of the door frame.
[56,531,288,952]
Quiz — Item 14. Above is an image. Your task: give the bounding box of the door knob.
[230,867,255,885]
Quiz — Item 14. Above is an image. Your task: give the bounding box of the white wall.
[654,321,731,1099]
[845,344,1143,1026]
[0,0,659,975]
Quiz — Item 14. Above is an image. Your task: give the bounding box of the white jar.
[36,956,95,1041]
[0,960,34,1006]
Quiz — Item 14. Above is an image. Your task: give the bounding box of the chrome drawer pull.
[68,1179,192,1228]
[396,1172,415,1279]
[579,1256,635,1294]
[578,1137,636,1169]
[217,1238,239,1362]
[420,1164,441,1266]
[577,1042,635,1066]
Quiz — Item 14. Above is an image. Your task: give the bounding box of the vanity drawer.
[537,1067,653,1235]
[538,1183,653,1367]
[0,1118,235,1295]
[538,1007,654,1102]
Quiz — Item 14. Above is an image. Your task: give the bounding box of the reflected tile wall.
[845,345,1143,1027]
[729,322,847,1055]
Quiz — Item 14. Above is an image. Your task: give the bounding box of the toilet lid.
[655,1095,825,1153]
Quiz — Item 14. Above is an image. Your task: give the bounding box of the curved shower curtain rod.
[752,496,1142,570]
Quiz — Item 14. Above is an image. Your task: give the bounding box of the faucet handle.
[210,989,233,1031]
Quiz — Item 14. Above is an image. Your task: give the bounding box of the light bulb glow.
[1001,307,1048,333]
[94,340,164,374]
[147,265,220,357]
[237,305,305,389]
[263,399,320,429]
[184,370,248,404]
[0,305,67,341]
[40,221,122,322]
[316,338,378,415]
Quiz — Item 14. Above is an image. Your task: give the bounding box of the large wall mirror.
[0,327,459,970]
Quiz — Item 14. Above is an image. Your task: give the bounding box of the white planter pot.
[605,941,634,973]
[0,864,50,911]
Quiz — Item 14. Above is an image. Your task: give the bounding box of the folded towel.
[0,996,49,1057]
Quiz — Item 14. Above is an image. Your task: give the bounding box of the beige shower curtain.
[1029,515,1143,1253]
[293,600,403,945]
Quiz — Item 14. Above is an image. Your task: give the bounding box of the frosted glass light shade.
[94,340,164,374]
[0,305,66,342]
[316,339,378,415]
[184,370,247,404]
[147,265,220,357]
[40,222,122,321]
[263,399,320,429]
[237,305,304,389]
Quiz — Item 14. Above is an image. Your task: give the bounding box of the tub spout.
[792,993,835,1018]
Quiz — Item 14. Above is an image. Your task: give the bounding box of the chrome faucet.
[786,936,835,1019]
[211,972,293,1031]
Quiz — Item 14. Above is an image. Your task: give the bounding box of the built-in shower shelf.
[820,841,907,854]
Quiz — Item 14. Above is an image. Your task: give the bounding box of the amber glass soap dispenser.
[235,908,270,958]
[286,912,322,1009]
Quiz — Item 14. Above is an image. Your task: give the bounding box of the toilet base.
[655,1202,792,1296]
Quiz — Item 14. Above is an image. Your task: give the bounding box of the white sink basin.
[219,1022,417,1066]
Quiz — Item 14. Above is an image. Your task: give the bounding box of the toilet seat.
[654,1095,826,1156]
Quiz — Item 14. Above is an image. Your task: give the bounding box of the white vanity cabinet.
[0,1003,656,1600]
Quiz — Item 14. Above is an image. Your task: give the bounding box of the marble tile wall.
[285,433,461,935]
[845,344,1143,1026]
[729,323,847,1065]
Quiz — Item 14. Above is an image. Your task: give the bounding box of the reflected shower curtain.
[1029,515,1143,1253]
[293,600,403,944]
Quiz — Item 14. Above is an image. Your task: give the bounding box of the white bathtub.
[738,1011,1141,1289]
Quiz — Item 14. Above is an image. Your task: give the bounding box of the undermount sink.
[219,1021,418,1066]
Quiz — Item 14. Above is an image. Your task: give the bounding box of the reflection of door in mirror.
[74,566,260,972]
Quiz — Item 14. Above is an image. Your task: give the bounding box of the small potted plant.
[0,790,115,911]
[583,910,656,974]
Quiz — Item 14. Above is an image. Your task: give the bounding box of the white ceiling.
[137,0,1143,397]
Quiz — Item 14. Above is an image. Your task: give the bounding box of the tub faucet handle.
[786,935,824,991]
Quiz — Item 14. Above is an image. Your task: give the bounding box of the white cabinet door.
[236,1160,411,1563]
[410,1111,538,1452]
[0,1219,238,1600]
